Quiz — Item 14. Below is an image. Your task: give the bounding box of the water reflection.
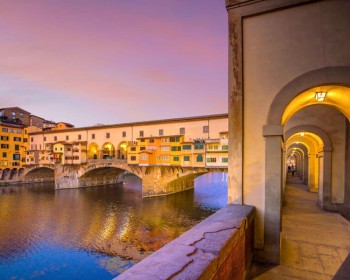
[0,173,227,279]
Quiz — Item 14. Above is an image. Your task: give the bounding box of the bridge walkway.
[251,174,350,279]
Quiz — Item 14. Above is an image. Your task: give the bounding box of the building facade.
[27,114,228,168]
[0,123,28,180]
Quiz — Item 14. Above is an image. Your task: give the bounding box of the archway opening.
[101,142,115,159]
[87,142,99,160]
[24,167,55,182]
[79,167,134,187]
[117,141,128,160]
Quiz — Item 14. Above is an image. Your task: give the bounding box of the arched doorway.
[101,142,115,159]
[117,141,128,160]
[88,143,100,160]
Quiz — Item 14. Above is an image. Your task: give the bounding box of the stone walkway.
[251,175,350,279]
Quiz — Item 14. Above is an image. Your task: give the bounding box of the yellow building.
[0,123,28,176]
[169,135,183,166]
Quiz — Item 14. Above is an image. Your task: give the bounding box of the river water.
[0,173,227,279]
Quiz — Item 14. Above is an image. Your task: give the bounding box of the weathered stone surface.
[115,204,255,280]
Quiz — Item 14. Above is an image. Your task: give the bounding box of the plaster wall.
[242,0,350,244]
[29,117,228,152]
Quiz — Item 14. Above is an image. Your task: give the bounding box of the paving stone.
[251,183,350,279]
[320,254,343,276]
[337,248,350,262]
[301,256,323,274]
[281,239,301,268]
[299,243,317,258]
[316,245,339,257]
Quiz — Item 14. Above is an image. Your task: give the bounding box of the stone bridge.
[22,159,227,197]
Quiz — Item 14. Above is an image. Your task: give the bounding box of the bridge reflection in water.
[0,173,227,279]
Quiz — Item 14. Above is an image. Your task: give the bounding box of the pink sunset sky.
[0,0,228,127]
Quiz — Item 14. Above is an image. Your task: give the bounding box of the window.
[1,144,9,149]
[207,157,217,163]
[203,126,209,133]
[54,136,57,141]
[13,154,20,160]
[1,128,8,132]
[31,137,34,142]
[92,134,95,139]
[140,139,145,142]
[196,155,203,162]
[66,135,69,140]
[173,156,180,162]
[159,129,164,136]
[141,155,147,160]
[161,146,169,151]
[162,155,169,160]
[149,139,154,143]
[78,134,82,140]
[1,136,9,141]
[122,131,126,137]
[2,152,7,157]
[15,145,19,151]
[19,113,24,118]
[161,138,168,142]
[222,145,228,151]
[222,158,228,163]
[194,144,204,150]
[106,132,110,138]
[131,156,136,161]
[139,130,144,137]
[13,137,21,142]
[131,147,136,151]
[171,146,181,151]
[12,112,16,119]
[179,127,185,134]
[44,137,47,141]
[183,145,192,150]
[184,156,190,161]
[67,148,71,151]
[23,138,28,143]
[140,147,146,151]
[170,136,180,142]
[73,156,79,160]
[16,130,22,134]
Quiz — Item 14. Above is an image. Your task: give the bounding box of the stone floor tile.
[281,239,301,268]
[316,245,340,257]
[300,256,323,274]
[281,266,327,280]
[299,243,317,258]
[337,248,350,262]
[320,254,343,276]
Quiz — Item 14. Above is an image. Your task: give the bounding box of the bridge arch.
[24,167,55,182]
[79,165,141,188]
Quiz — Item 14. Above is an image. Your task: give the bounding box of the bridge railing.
[115,204,255,280]
[86,158,128,165]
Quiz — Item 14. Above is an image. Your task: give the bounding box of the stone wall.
[115,204,255,280]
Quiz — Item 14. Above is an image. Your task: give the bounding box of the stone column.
[308,153,317,192]
[318,147,332,209]
[263,125,283,264]
[303,155,308,184]
[345,120,350,207]
[227,7,243,205]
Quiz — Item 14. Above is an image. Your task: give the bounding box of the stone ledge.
[115,204,255,280]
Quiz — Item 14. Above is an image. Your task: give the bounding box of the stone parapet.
[115,204,255,280]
